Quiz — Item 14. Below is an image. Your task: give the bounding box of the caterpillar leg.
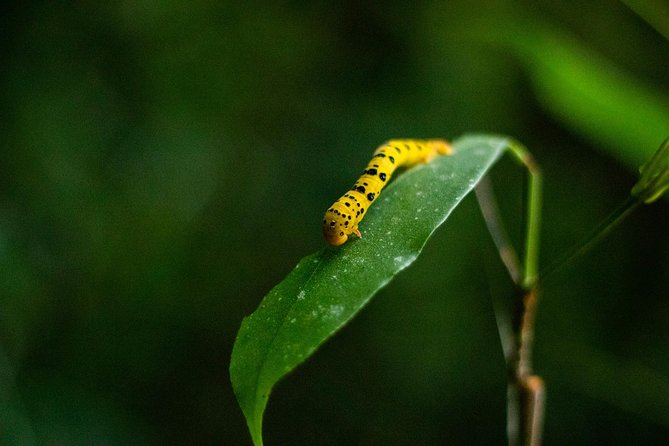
[353,227,362,239]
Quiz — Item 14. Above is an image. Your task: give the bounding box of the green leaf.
[229,135,509,445]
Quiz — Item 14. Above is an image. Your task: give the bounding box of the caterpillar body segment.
[322,139,452,246]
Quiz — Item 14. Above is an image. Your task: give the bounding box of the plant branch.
[479,140,544,446]
[484,136,667,446]
[475,176,523,286]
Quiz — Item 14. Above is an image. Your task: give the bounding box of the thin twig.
[540,195,640,280]
[475,176,523,285]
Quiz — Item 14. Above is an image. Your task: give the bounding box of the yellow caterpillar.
[323,139,453,246]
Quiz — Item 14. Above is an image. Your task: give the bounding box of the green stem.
[506,141,542,290]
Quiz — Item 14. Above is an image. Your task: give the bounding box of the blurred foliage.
[1,1,668,445]
[472,15,669,169]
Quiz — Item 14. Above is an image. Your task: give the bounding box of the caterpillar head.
[322,219,349,246]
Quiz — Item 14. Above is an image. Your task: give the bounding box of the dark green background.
[1,1,668,444]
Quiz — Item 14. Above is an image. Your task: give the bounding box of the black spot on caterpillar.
[322,139,452,246]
